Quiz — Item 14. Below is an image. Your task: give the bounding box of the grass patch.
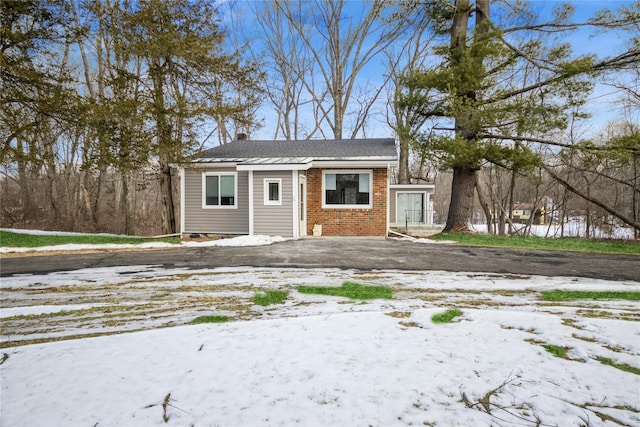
[597,357,640,375]
[544,344,569,358]
[253,290,288,306]
[431,308,463,324]
[0,230,180,248]
[190,315,228,324]
[431,232,640,255]
[541,290,640,301]
[297,281,392,300]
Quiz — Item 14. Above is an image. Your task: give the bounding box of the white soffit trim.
[390,184,435,190]
[313,160,398,168]
[188,161,239,169]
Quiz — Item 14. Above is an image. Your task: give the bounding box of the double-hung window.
[203,172,236,208]
[264,178,282,205]
[323,170,372,208]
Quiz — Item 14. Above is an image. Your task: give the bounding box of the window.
[264,178,282,205]
[323,170,372,208]
[397,192,425,224]
[203,173,236,208]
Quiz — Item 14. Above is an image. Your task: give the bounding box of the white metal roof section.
[236,157,313,171]
[239,157,313,165]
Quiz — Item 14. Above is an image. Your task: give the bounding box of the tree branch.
[484,49,640,104]
[543,164,640,230]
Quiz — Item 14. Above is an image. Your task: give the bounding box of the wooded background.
[1,0,638,237]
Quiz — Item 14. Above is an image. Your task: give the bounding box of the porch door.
[299,174,307,237]
[397,192,425,224]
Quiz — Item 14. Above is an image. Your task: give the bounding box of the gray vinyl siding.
[390,188,398,223]
[183,167,249,234]
[253,171,294,238]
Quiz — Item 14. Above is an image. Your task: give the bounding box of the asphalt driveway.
[1,237,638,281]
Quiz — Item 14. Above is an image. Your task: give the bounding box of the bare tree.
[257,0,404,140]
[385,6,436,183]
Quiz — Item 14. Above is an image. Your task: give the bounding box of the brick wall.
[306,168,388,236]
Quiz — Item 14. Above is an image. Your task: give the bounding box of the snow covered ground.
[1,266,639,426]
[471,220,636,240]
[0,228,286,253]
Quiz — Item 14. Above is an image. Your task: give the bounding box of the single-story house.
[178,138,434,238]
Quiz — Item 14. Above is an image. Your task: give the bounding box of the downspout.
[179,166,185,237]
[387,163,391,237]
[248,170,254,235]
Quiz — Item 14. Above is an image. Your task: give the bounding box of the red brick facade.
[306,168,388,236]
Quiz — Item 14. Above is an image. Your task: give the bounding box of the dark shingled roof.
[198,138,397,160]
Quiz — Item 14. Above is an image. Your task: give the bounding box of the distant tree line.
[1,0,638,237]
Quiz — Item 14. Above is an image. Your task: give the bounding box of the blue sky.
[230,0,638,142]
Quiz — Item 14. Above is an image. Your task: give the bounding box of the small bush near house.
[190,315,229,324]
[253,290,288,306]
[298,281,393,300]
[431,308,463,324]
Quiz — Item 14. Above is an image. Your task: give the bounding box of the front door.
[299,174,307,237]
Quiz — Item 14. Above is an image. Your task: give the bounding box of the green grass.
[541,290,640,301]
[0,230,180,248]
[431,308,463,324]
[597,357,640,375]
[190,315,229,324]
[297,281,393,300]
[253,290,288,306]
[431,232,640,255]
[544,344,569,358]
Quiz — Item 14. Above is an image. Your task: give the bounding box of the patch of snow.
[390,235,456,244]
[0,304,110,318]
[471,220,636,240]
[411,237,457,244]
[0,242,177,253]
[182,235,286,247]
[1,228,133,237]
[0,232,286,253]
[1,267,639,426]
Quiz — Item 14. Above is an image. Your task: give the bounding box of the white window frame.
[263,178,282,206]
[322,169,372,209]
[202,172,238,209]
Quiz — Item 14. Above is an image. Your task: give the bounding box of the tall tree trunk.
[159,160,176,234]
[122,172,132,235]
[93,164,108,230]
[475,172,493,234]
[445,167,477,232]
[398,136,411,184]
[149,58,177,234]
[508,168,516,234]
[443,0,485,232]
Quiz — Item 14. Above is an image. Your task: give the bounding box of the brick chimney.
[236,133,248,140]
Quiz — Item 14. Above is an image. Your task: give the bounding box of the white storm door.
[299,175,307,237]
